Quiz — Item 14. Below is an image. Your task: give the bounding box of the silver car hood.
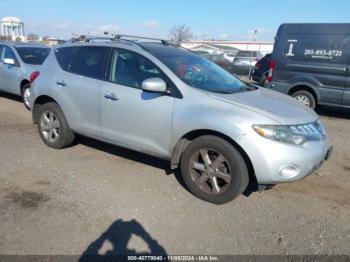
[208,87,319,125]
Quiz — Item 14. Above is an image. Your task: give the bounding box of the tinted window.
[144,45,246,94]
[282,34,350,64]
[2,46,18,63]
[69,46,110,79]
[55,47,78,71]
[15,47,50,65]
[109,49,172,89]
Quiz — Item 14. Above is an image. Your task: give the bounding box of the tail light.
[255,62,261,68]
[267,59,275,83]
[30,71,40,82]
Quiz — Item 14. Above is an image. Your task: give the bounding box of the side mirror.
[142,78,168,93]
[3,58,16,66]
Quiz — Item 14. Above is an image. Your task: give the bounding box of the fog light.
[279,165,300,178]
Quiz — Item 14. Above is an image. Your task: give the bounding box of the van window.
[283,34,350,64]
[69,46,110,79]
[55,47,78,71]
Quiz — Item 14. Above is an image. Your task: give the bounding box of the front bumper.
[239,130,332,185]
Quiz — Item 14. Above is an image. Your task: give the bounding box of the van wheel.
[292,90,316,109]
[21,83,31,110]
[37,102,75,149]
[180,135,249,205]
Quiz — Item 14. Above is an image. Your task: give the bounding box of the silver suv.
[0,42,50,109]
[29,35,333,204]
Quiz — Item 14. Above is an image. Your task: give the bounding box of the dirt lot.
[0,93,349,256]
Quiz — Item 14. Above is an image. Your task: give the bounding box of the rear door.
[0,46,22,93]
[276,33,347,104]
[53,46,110,137]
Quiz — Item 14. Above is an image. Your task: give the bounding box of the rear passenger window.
[69,46,110,79]
[55,47,78,71]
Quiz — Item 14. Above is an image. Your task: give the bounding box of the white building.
[181,41,274,55]
[0,17,25,41]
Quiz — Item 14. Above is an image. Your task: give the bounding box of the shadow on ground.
[317,105,350,120]
[79,219,167,261]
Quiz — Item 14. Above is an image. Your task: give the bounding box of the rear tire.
[21,83,31,110]
[291,90,316,109]
[180,135,249,205]
[37,102,75,149]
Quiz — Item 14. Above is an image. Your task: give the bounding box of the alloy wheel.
[23,87,31,108]
[189,148,232,195]
[40,111,60,143]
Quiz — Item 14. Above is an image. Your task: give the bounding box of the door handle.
[56,81,67,87]
[104,93,119,101]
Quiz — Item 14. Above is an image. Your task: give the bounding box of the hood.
[208,87,319,125]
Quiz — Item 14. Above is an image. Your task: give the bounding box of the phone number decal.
[304,49,343,59]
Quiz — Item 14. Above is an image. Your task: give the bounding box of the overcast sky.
[0,0,349,40]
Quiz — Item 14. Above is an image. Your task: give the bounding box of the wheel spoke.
[211,154,225,169]
[210,177,220,194]
[195,173,209,186]
[41,123,50,131]
[52,120,60,129]
[43,114,50,124]
[199,149,212,169]
[48,129,54,140]
[191,161,206,172]
[215,170,231,183]
[53,128,59,138]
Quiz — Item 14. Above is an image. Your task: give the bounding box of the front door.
[101,48,175,157]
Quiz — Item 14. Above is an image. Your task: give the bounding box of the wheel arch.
[32,95,60,124]
[287,83,320,103]
[20,79,31,94]
[170,129,257,188]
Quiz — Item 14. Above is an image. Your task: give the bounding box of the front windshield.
[147,46,246,94]
[15,47,50,65]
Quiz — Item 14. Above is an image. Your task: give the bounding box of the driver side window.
[109,48,171,90]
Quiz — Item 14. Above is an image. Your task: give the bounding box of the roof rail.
[107,33,171,45]
[70,35,114,43]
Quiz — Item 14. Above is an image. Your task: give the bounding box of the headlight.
[253,120,326,145]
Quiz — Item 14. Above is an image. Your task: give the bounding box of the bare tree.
[169,24,193,45]
[27,33,39,41]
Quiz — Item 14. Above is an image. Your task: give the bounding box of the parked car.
[251,53,271,85]
[223,53,237,63]
[233,50,262,67]
[29,35,332,204]
[202,53,233,73]
[267,23,350,109]
[0,42,50,109]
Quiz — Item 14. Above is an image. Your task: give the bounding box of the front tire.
[22,83,31,110]
[37,102,75,149]
[180,135,249,205]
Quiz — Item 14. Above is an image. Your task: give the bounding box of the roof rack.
[70,35,114,43]
[104,33,171,46]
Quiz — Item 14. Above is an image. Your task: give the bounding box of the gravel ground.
[0,93,349,256]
